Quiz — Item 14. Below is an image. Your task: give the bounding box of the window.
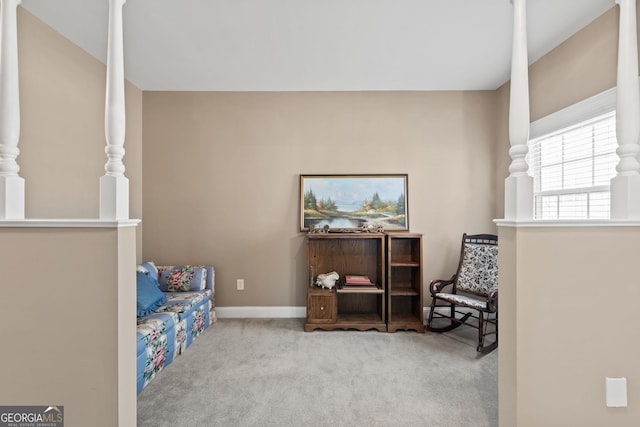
[527,111,618,219]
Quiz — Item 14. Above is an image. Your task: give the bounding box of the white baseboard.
[216,306,306,319]
[216,306,476,320]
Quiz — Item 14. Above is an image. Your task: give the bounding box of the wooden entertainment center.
[304,232,423,333]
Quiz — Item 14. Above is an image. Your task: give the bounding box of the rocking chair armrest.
[487,290,498,313]
[429,275,456,295]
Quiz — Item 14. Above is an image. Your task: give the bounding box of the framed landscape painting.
[300,174,408,232]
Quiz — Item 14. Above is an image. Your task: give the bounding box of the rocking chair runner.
[426,233,498,353]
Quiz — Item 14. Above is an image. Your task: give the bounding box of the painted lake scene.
[300,175,408,231]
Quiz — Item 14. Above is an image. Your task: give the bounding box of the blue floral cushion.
[158,265,207,292]
[137,272,167,317]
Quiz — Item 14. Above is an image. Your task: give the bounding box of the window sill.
[494,219,640,228]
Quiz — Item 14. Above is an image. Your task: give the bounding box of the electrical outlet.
[236,279,245,291]
[606,377,627,407]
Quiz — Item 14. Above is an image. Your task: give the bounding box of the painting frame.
[300,174,409,232]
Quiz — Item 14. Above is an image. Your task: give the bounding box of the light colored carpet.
[137,318,497,427]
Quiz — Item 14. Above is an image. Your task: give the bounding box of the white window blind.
[527,111,618,219]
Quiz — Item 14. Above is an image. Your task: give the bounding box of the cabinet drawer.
[307,292,336,323]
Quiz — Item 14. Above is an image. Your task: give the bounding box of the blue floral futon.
[136,263,215,393]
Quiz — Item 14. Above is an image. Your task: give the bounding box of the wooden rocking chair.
[426,233,498,354]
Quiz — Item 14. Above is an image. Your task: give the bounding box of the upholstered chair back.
[455,236,498,296]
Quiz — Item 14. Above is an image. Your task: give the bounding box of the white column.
[504,0,533,220]
[100,0,129,220]
[611,0,640,219]
[0,0,24,220]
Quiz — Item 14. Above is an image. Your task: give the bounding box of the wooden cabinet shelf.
[337,286,384,294]
[389,261,421,267]
[305,234,386,332]
[386,233,424,333]
[304,232,423,333]
[389,289,420,297]
[387,312,422,324]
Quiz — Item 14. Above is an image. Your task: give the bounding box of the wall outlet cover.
[605,377,627,408]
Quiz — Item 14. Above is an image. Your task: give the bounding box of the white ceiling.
[21,0,615,92]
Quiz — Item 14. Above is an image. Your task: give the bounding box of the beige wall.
[0,226,137,427]
[17,7,144,259]
[499,226,640,427]
[497,3,640,426]
[494,83,511,219]
[497,226,517,427]
[142,91,500,307]
[0,9,141,426]
[528,7,619,122]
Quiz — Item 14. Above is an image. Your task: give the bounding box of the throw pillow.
[158,266,207,292]
[136,271,167,317]
[140,261,159,281]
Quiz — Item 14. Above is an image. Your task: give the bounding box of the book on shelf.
[345,275,373,285]
[340,283,380,292]
[340,287,380,292]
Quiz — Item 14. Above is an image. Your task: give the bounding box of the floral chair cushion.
[435,292,489,311]
[456,243,498,295]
